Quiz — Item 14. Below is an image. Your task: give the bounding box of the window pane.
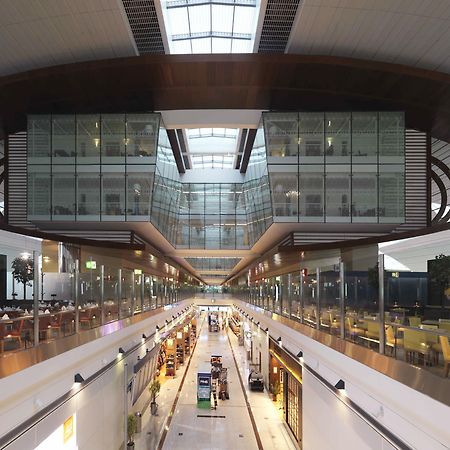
[101,114,125,164]
[28,165,51,220]
[352,112,377,164]
[52,115,75,162]
[352,171,378,222]
[379,112,404,163]
[264,112,298,161]
[126,170,153,220]
[325,112,350,164]
[325,167,351,222]
[299,112,324,163]
[52,166,76,220]
[126,113,159,163]
[379,166,405,222]
[77,169,100,219]
[270,170,298,220]
[299,166,324,221]
[28,115,51,163]
[77,115,100,164]
[102,168,125,220]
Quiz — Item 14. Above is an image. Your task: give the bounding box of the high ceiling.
[2,0,450,76]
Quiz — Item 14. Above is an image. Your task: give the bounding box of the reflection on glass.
[52,167,76,219]
[270,171,298,219]
[77,115,100,164]
[52,115,75,162]
[352,171,378,222]
[264,112,298,159]
[352,112,377,163]
[101,114,125,164]
[299,113,324,162]
[299,167,324,221]
[325,112,350,163]
[77,170,100,219]
[325,168,350,221]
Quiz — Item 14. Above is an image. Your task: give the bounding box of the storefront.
[269,339,302,446]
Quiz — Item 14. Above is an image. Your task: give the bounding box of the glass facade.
[26,111,405,249]
[263,111,405,224]
[27,113,160,222]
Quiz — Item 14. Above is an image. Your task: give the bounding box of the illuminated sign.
[134,269,142,275]
[85,261,96,269]
[35,414,77,449]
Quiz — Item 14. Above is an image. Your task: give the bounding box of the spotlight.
[335,379,345,390]
[256,322,260,326]
[297,351,303,358]
[119,347,125,354]
[265,327,269,333]
[156,325,160,331]
[277,336,282,343]
[74,373,84,384]
[142,333,147,339]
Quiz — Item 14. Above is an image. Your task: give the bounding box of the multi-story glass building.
[0,2,449,450]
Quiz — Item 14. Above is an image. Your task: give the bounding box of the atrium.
[0,1,449,449]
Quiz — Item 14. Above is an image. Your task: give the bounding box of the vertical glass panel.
[269,168,298,221]
[104,267,119,323]
[126,113,159,163]
[352,167,378,222]
[121,269,133,318]
[205,184,220,211]
[52,115,75,163]
[303,270,318,328]
[28,165,51,220]
[205,215,220,249]
[264,112,298,162]
[319,262,341,335]
[220,184,235,214]
[291,272,301,320]
[343,245,379,349]
[235,185,246,215]
[101,114,125,164]
[379,112,404,163]
[299,112,324,164]
[28,115,51,164]
[221,215,236,249]
[325,166,351,222]
[352,112,377,164]
[190,215,205,248]
[176,215,190,248]
[299,166,324,222]
[52,166,76,220]
[126,167,153,220]
[76,114,100,164]
[236,215,248,249]
[102,167,125,220]
[379,165,405,223]
[325,112,350,164]
[189,184,205,215]
[77,167,100,220]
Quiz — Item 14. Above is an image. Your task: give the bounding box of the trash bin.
[135,412,142,433]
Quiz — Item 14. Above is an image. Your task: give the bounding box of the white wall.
[0,300,192,450]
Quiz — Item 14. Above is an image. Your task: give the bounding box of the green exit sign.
[86,261,97,269]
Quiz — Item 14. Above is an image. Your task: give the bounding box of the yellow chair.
[365,321,380,339]
[403,329,430,364]
[386,326,403,354]
[439,322,450,333]
[345,317,365,340]
[439,335,450,378]
[408,316,421,327]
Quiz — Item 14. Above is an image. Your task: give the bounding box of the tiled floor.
[160,313,299,450]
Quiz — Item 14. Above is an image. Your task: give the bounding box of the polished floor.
[159,313,298,450]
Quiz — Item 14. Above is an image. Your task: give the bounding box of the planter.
[127,443,135,449]
[150,401,158,415]
[272,394,278,402]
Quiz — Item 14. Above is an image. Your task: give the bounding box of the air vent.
[122,0,165,54]
[258,0,301,53]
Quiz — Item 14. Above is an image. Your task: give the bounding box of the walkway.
[160,313,299,450]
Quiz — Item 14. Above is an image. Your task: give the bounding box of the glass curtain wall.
[27,114,159,223]
[263,111,405,224]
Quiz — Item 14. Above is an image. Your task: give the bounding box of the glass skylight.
[186,127,238,169]
[162,0,259,54]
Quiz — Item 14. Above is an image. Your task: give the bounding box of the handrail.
[267,335,413,450]
[0,305,194,450]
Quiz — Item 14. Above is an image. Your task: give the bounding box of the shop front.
[269,339,302,447]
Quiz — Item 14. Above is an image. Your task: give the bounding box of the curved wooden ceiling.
[1,54,450,141]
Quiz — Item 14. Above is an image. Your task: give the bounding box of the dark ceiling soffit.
[176,129,190,169]
[235,128,248,169]
[3,54,450,140]
[227,222,450,283]
[240,128,257,173]
[166,129,186,173]
[0,222,144,251]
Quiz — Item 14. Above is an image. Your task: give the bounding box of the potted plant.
[149,379,161,415]
[11,256,34,301]
[271,380,280,401]
[127,413,137,449]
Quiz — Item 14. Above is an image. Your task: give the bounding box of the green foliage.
[149,379,161,401]
[11,256,34,300]
[271,380,280,396]
[127,414,137,443]
[429,254,450,290]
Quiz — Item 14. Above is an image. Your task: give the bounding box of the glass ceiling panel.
[163,1,259,54]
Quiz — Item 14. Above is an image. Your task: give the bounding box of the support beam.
[239,128,257,173]
[167,129,186,174]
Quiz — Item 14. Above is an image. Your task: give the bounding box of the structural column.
[378,253,386,355]
[339,261,345,339]
[33,251,41,347]
[100,265,105,325]
[74,259,80,334]
[316,267,321,330]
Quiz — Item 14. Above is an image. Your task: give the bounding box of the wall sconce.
[142,333,147,339]
[297,351,303,358]
[335,379,345,390]
[265,327,269,333]
[118,347,125,355]
[74,373,84,384]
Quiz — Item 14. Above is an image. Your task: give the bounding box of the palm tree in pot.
[11,256,34,301]
[270,380,280,401]
[127,414,137,449]
[149,379,161,415]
